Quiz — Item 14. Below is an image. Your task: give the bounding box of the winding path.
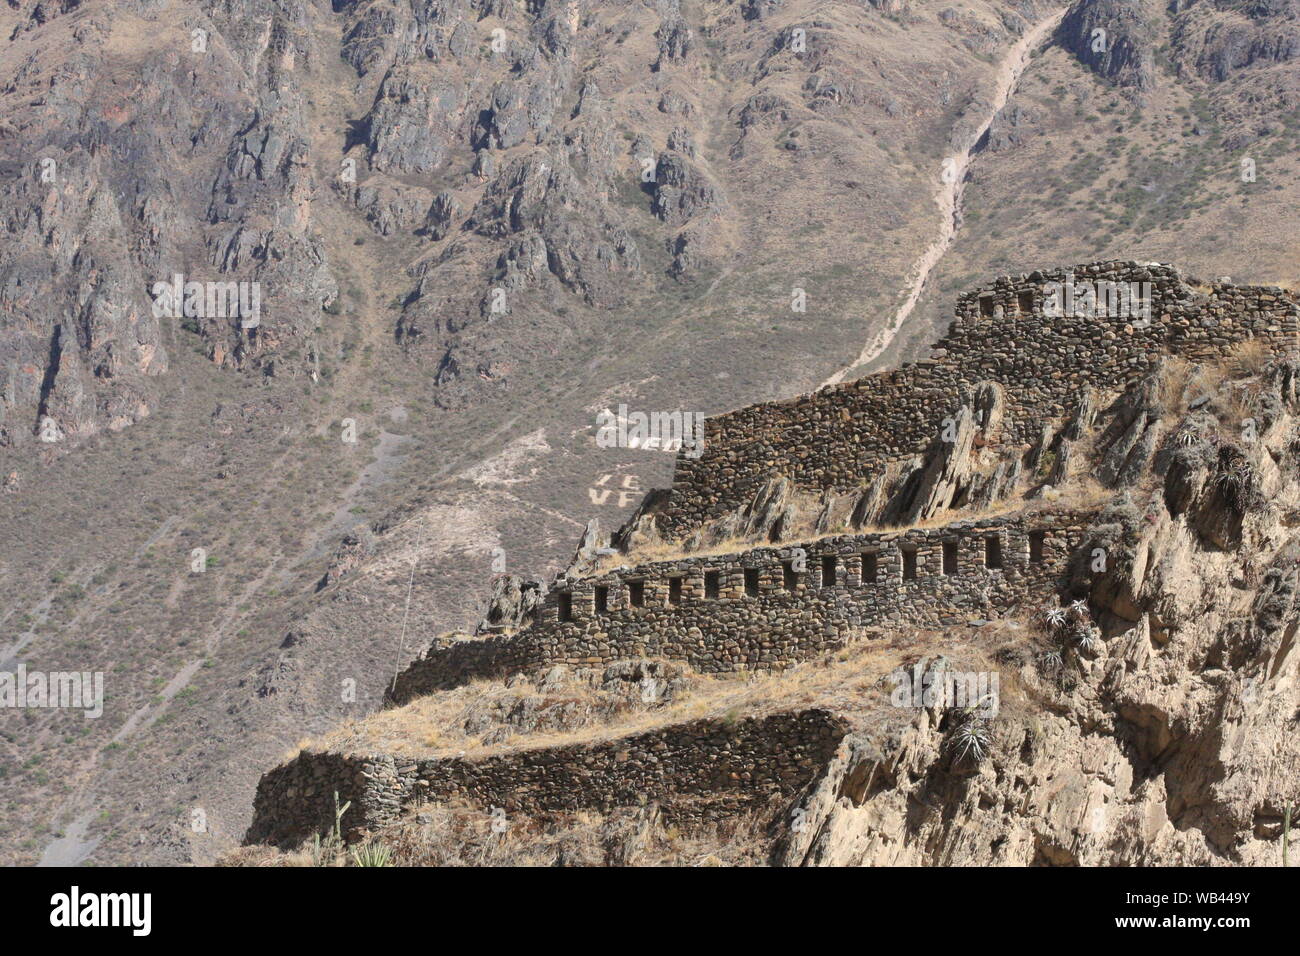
[820,8,1068,389]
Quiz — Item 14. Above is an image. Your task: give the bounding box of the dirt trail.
[820,8,1067,388]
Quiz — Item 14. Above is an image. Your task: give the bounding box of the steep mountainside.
[1,0,1298,866]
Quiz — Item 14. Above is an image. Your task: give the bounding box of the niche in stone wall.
[942,540,958,575]
[594,585,609,614]
[821,554,837,586]
[902,546,918,581]
[668,577,683,605]
[979,294,996,317]
[1029,530,1046,563]
[1017,290,1034,314]
[744,567,760,597]
[558,592,573,622]
[782,561,798,590]
[704,569,721,599]
[861,551,878,583]
[985,535,1003,569]
[628,580,645,607]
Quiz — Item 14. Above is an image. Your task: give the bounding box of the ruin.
[246,261,1300,850]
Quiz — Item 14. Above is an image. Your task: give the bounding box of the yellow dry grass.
[309,621,1029,763]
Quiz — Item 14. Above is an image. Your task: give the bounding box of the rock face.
[1056,0,1160,93]
[477,574,543,634]
[885,382,1005,525]
[779,360,1300,867]
[1096,370,1163,487]
[1057,0,1300,125]
[0,0,338,448]
[1172,0,1300,84]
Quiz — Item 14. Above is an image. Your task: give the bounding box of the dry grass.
[1158,340,1282,441]
[310,620,1032,763]
[222,801,778,867]
[1224,338,1276,380]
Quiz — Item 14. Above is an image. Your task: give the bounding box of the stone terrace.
[390,507,1095,702]
[663,262,1298,537]
[247,710,850,847]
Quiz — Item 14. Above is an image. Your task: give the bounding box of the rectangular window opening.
[942,541,958,576]
[985,535,1003,569]
[821,555,837,587]
[979,294,996,317]
[1017,290,1034,314]
[744,567,760,598]
[628,580,645,607]
[782,561,798,591]
[1029,531,1046,563]
[861,551,878,583]
[902,548,918,581]
[668,577,683,605]
[558,592,573,623]
[704,570,721,600]
[594,585,609,615]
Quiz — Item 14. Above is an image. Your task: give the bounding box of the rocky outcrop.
[781,392,1300,865]
[477,575,544,634]
[885,382,1006,525]
[1171,0,1300,84]
[1056,0,1160,93]
[1097,371,1163,487]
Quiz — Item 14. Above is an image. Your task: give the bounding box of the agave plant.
[350,840,395,867]
[1073,626,1099,654]
[1044,607,1068,629]
[1222,456,1266,513]
[947,718,991,765]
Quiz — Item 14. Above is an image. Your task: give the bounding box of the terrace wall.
[245,710,850,847]
[662,262,1298,537]
[391,509,1095,702]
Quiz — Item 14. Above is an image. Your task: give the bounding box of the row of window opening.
[557,533,1045,621]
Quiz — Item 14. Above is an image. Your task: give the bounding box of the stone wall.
[245,710,850,847]
[391,509,1094,701]
[663,262,1298,537]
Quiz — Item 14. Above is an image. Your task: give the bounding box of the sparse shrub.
[1071,625,1099,655]
[1213,447,1263,514]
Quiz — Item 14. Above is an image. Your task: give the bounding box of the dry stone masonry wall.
[246,710,850,847]
[391,509,1095,701]
[664,262,1298,537]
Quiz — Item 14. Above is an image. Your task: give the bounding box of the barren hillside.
[1,0,1298,866]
